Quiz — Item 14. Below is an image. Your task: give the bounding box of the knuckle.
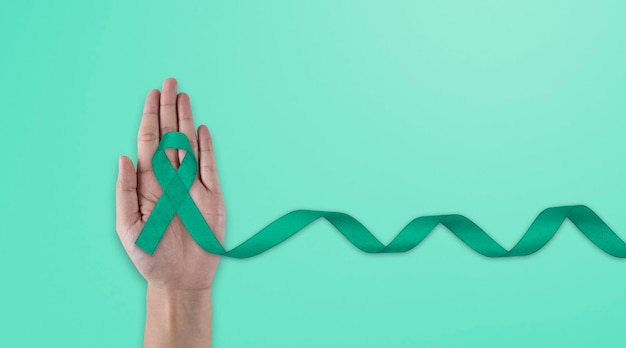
[137,166,153,174]
[142,111,158,118]
[138,132,158,142]
[201,163,216,172]
[205,184,223,195]
[161,125,177,133]
[202,208,226,219]
[179,112,193,121]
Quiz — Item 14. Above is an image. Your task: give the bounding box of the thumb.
[116,155,140,239]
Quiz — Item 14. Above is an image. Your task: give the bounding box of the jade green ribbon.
[135,131,626,259]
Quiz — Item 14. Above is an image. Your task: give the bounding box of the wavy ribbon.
[134,132,626,259]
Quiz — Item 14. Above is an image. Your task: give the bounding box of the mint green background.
[1,1,626,347]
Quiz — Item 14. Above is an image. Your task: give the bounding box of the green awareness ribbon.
[135,131,626,259]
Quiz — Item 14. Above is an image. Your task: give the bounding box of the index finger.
[137,89,160,176]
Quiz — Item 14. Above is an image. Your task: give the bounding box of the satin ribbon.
[134,132,626,258]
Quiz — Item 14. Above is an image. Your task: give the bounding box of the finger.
[116,155,140,239]
[177,92,198,165]
[198,124,222,194]
[160,77,179,167]
[137,89,160,179]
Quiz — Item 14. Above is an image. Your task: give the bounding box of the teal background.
[1,1,626,347]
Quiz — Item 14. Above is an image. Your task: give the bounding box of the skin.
[115,77,224,348]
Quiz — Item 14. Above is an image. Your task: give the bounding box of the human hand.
[115,77,226,291]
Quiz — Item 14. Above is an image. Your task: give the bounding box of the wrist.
[147,284,212,303]
[145,284,212,348]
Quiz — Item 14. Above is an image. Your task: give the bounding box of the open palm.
[116,77,225,291]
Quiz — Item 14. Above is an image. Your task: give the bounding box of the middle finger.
[160,77,179,167]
